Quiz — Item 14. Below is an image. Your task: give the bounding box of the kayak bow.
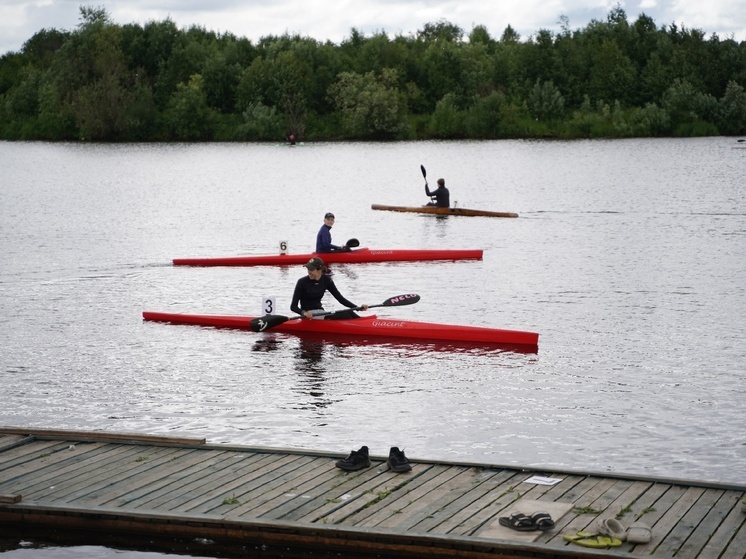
[142,311,539,347]
[173,247,483,267]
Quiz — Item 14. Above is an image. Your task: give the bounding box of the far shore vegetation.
[1,5,745,142]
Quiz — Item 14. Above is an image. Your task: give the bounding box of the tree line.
[1,5,745,142]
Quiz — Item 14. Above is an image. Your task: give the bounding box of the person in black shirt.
[425,178,450,207]
[290,257,368,319]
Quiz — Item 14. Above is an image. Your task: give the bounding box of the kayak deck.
[371,204,519,218]
[142,311,539,348]
[173,247,483,267]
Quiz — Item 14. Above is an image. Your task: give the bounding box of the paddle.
[346,238,360,248]
[421,164,435,202]
[249,293,420,333]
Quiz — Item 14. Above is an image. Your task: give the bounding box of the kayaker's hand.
[301,311,310,318]
[360,304,368,311]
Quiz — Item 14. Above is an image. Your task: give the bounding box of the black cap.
[304,257,326,270]
[324,212,335,219]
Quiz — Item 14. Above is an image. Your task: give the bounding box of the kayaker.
[315,212,347,253]
[425,178,450,207]
[291,257,368,319]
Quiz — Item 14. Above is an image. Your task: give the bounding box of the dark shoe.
[335,445,371,471]
[387,446,412,472]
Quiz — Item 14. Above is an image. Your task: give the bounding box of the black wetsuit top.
[290,274,357,315]
[425,184,450,207]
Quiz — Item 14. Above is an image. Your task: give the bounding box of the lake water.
[0,138,745,557]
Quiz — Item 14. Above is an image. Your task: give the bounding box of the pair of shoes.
[595,518,651,544]
[387,446,412,473]
[335,445,371,471]
[498,511,555,532]
[563,532,623,548]
[596,517,627,541]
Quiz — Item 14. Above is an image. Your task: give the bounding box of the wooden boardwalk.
[1,428,744,558]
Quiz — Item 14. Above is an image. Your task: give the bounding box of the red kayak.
[172,247,482,267]
[142,311,539,347]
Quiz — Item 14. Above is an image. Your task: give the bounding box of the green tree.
[328,68,408,138]
[717,81,746,134]
[164,74,216,139]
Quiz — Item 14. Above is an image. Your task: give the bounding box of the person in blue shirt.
[316,212,345,253]
[425,178,450,207]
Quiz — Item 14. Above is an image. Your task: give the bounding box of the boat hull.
[142,311,539,347]
[371,204,519,218]
[173,247,483,267]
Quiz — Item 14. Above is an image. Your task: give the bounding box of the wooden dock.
[1,428,744,558]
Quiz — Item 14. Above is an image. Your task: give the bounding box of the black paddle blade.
[382,294,420,307]
[420,164,427,178]
[249,314,290,332]
[346,238,360,248]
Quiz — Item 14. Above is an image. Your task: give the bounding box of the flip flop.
[498,512,537,531]
[530,511,555,531]
[627,522,652,544]
[563,532,623,548]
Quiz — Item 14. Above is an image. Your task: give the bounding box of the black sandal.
[531,511,555,531]
[498,512,537,531]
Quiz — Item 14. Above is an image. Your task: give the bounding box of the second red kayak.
[142,311,539,348]
[173,247,483,267]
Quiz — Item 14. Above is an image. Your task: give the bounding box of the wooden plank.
[0,441,74,474]
[48,447,187,505]
[18,445,170,501]
[381,467,503,532]
[676,489,736,558]
[653,487,724,557]
[291,465,436,524]
[0,442,121,495]
[631,485,706,555]
[354,465,468,529]
[411,468,524,534]
[332,465,456,527]
[0,494,22,503]
[237,458,349,519]
[0,434,32,452]
[0,427,205,446]
[180,453,314,515]
[89,449,229,509]
[205,455,324,517]
[127,452,265,511]
[713,498,746,559]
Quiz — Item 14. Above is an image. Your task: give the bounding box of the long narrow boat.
[173,247,482,267]
[142,311,539,347]
[371,204,519,218]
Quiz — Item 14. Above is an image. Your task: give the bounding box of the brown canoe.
[371,204,519,218]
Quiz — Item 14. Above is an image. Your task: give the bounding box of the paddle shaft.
[250,293,420,332]
[421,164,435,201]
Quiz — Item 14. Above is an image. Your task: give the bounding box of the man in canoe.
[290,257,368,319]
[425,178,450,207]
[315,212,348,252]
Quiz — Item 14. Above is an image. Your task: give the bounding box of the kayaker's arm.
[290,282,308,317]
[326,280,359,309]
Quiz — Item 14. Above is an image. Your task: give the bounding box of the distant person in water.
[316,212,347,253]
[425,178,450,207]
[290,257,368,319]
[287,133,296,145]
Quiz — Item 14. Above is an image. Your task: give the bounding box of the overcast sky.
[2,0,745,56]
